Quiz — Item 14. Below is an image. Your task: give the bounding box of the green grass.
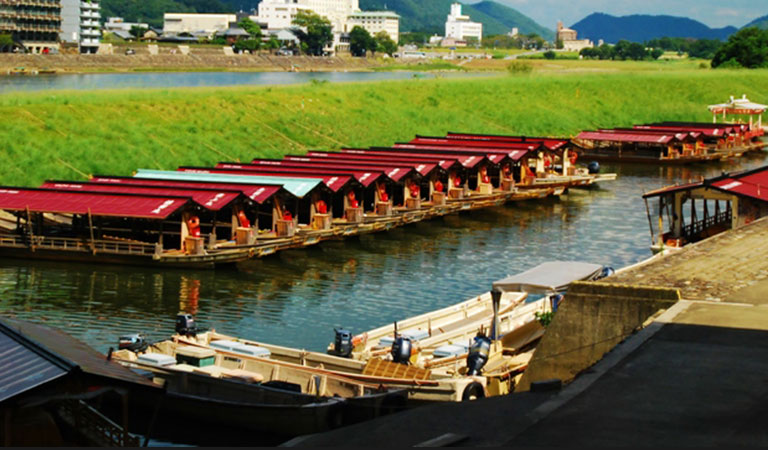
[1,69,767,187]
[374,61,466,72]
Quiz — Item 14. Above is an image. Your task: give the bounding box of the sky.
[467,0,766,29]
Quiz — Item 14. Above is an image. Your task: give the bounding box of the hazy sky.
[468,0,765,29]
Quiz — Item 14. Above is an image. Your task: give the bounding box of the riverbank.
[1,70,766,187]
[0,53,384,75]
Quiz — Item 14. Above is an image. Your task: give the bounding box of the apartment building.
[60,0,100,53]
[445,3,482,41]
[0,0,62,53]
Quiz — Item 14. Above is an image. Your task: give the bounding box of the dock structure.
[642,165,768,253]
[0,316,158,447]
[0,131,619,269]
[575,120,765,163]
[284,216,768,447]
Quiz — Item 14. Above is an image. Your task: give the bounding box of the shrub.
[506,61,533,74]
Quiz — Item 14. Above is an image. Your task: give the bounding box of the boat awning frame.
[492,261,605,294]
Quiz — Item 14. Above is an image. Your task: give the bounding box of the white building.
[60,0,101,54]
[105,17,149,33]
[255,0,398,53]
[445,3,482,41]
[163,13,237,37]
[347,11,399,43]
[257,0,359,32]
[556,20,593,52]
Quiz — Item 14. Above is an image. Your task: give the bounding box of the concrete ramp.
[222,46,235,56]
[178,45,190,55]
[517,281,680,391]
[147,44,159,55]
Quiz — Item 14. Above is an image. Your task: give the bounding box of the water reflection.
[1,155,766,353]
[0,71,494,93]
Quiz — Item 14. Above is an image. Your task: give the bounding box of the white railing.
[0,234,157,256]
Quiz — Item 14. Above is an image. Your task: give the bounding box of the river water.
[0,71,491,93]
[1,154,766,354]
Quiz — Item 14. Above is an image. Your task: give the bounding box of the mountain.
[571,13,737,44]
[743,14,768,29]
[101,0,235,28]
[102,0,553,39]
[359,0,553,38]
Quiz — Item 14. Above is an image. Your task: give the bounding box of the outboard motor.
[599,266,616,279]
[466,333,492,376]
[551,293,564,312]
[333,328,353,358]
[175,313,197,337]
[118,333,148,352]
[391,336,412,365]
[587,161,600,174]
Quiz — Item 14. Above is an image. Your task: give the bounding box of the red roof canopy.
[310,150,464,171]
[281,156,427,180]
[283,155,439,177]
[215,163,379,189]
[711,169,768,203]
[409,137,543,151]
[443,133,569,150]
[249,159,414,183]
[598,129,699,141]
[363,148,490,168]
[89,176,283,204]
[633,125,727,138]
[0,188,190,219]
[241,160,387,187]
[577,131,678,144]
[389,144,529,163]
[185,166,357,193]
[40,181,241,212]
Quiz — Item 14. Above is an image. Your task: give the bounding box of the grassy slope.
[1,69,766,187]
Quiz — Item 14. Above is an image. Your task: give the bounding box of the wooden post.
[658,198,665,248]
[25,206,33,249]
[87,209,96,254]
[644,197,655,247]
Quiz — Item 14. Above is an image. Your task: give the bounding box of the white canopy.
[708,95,767,113]
[492,261,605,294]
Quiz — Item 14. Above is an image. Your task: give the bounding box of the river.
[0,71,492,93]
[2,154,766,355]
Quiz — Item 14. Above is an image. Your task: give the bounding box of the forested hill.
[571,13,737,44]
[359,0,552,37]
[101,0,235,28]
[101,0,553,39]
[743,14,768,29]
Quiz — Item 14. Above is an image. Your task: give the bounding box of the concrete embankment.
[0,50,382,74]
[285,216,768,446]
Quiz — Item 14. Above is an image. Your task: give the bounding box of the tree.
[712,27,768,69]
[129,25,148,39]
[233,39,260,53]
[375,31,398,57]
[543,50,556,60]
[292,10,333,56]
[264,36,281,51]
[238,17,262,40]
[349,26,374,57]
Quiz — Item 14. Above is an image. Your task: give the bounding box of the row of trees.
[644,37,723,59]
[580,41,664,61]
[711,27,768,68]
[349,27,397,57]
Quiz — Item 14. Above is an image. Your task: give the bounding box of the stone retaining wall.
[517,281,680,392]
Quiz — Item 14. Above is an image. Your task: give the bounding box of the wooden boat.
[327,261,608,378]
[330,290,528,361]
[170,329,496,403]
[111,338,407,437]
